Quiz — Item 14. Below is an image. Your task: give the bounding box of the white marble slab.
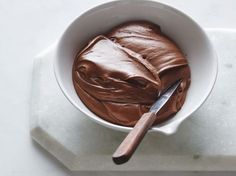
[30,29,236,171]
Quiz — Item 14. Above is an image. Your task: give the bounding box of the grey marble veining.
[30,29,236,171]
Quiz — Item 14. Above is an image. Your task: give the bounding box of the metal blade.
[150,80,182,114]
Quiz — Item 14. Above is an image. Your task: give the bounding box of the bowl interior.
[55,0,217,133]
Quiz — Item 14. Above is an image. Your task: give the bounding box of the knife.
[112,80,182,165]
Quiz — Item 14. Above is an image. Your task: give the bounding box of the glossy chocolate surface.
[73,21,191,126]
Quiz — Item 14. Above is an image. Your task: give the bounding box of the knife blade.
[112,80,182,165]
[150,79,182,114]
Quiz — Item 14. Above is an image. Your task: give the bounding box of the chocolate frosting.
[73,21,191,127]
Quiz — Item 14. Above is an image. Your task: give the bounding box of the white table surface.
[1,0,236,175]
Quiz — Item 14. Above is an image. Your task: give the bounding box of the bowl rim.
[54,0,218,134]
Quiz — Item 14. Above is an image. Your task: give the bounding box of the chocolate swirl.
[73,21,191,127]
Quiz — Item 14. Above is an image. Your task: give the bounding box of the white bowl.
[54,0,218,134]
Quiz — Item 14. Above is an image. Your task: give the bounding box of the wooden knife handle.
[112,112,156,164]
